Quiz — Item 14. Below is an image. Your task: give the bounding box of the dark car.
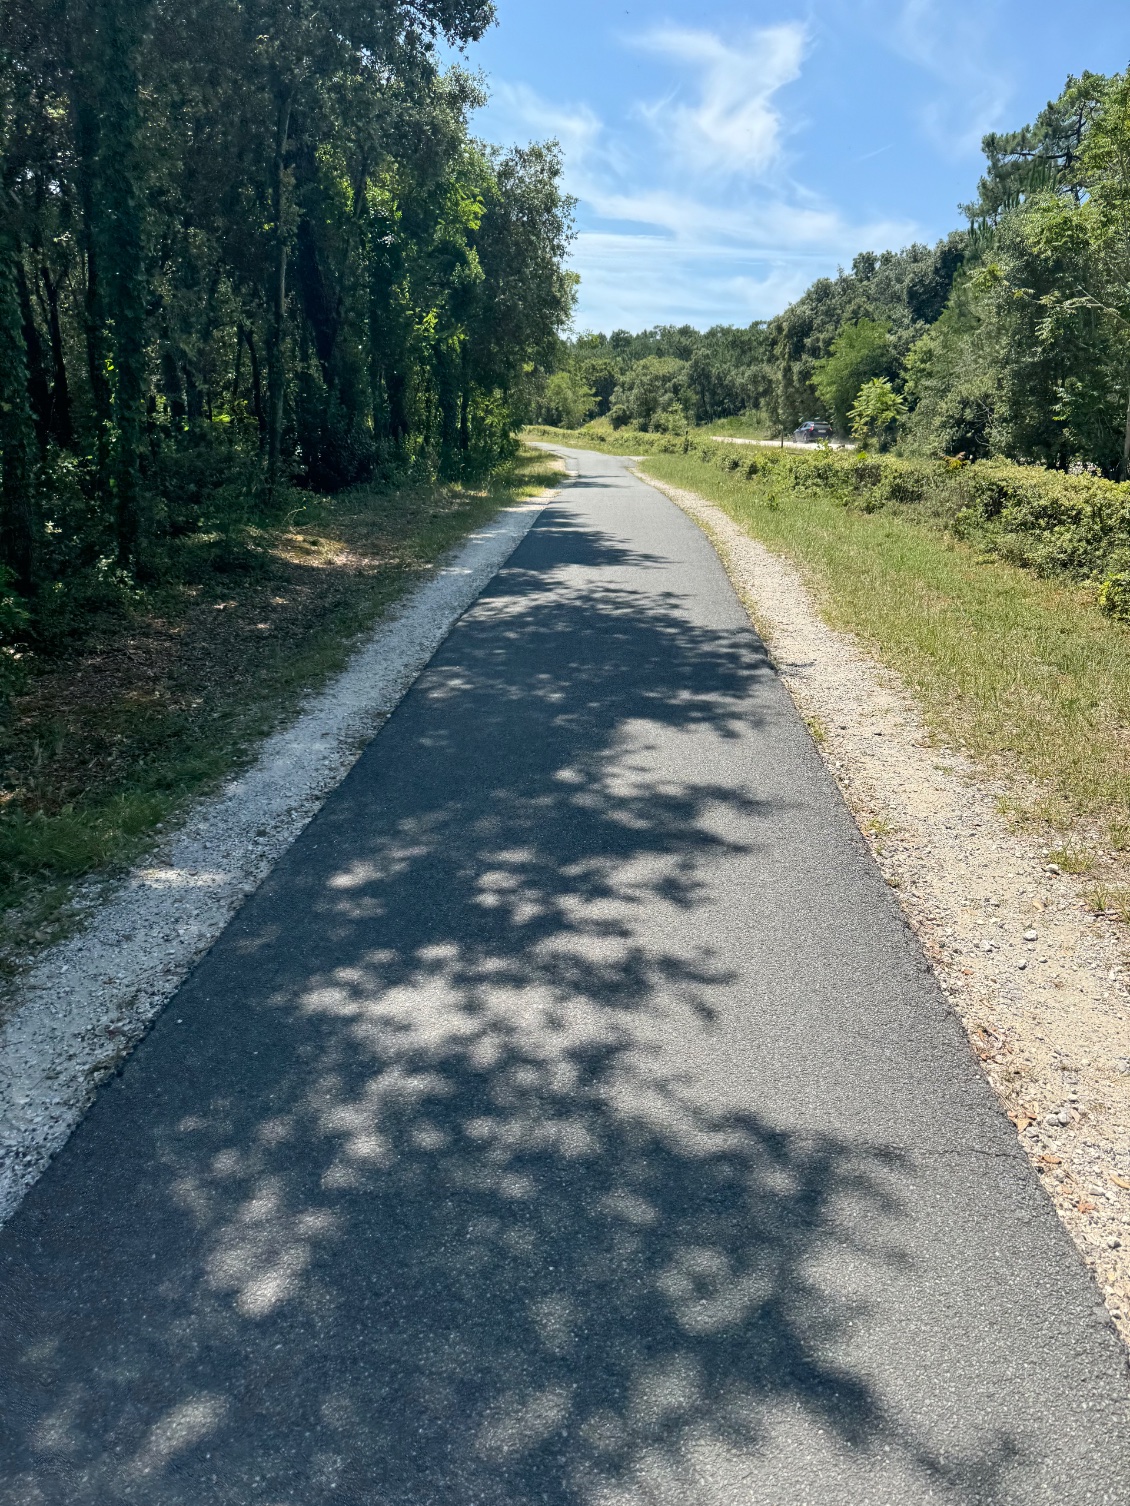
[793,419,834,443]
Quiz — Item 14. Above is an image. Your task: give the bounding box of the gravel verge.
[646,471,1130,1346]
[0,492,557,1226]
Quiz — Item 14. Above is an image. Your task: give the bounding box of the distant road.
[710,435,857,451]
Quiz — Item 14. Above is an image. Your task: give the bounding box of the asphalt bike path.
[1,449,1128,1503]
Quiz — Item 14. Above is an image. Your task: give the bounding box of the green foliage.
[638,446,1130,850]
[540,433,1130,597]
[609,357,690,431]
[849,378,906,447]
[765,241,968,433]
[544,65,1130,481]
[0,0,573,629]
[1099,572,1130,621]
[812,320,894,433]
[0,566,30,640]
[532,323,774,434]
[539,370,595,429]
[964,73,1105,225]
[903,70,1130,474]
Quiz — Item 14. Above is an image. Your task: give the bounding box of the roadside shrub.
[521,424,1130,589]
[1099,572,1130,621]
[685,440,1130,583]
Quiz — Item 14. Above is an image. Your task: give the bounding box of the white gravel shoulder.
[0,491,557,1225]
[645,470,1130,1346]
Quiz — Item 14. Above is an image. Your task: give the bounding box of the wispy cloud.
[580,186,912,255]
[479,23,920,330]
[487,82,603,164]
[633,23,808,178]
[883,0,1013,155]
[565,194,916,329]
[572,233,819,328]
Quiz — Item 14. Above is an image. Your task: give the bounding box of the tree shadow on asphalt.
[0,507,1022,1503]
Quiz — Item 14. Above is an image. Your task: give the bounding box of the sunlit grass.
[639,451,1130,863]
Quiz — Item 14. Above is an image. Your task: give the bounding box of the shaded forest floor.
[0,448,561,968]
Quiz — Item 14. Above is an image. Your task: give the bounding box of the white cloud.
[571,232,817,328]
[476,25,922,331]
[633,22,808,178]
[580,186,913,256]
[568,188,917,330]
[884,0,1013,155]
[487,81,603,165]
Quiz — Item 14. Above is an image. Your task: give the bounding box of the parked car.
[792,419,834,443]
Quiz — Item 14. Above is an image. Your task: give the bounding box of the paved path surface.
[1,449,1128,1504]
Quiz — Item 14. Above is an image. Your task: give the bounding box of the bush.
[537,371,597,430]
[679,440,1130,584]
[1099,572,1130,621]
[526,416,1130,591]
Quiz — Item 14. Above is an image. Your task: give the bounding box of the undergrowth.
[0,448,561,967]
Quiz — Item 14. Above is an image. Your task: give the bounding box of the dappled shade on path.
[1,459,1126,1505]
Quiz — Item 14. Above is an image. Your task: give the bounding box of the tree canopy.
[0,0,575,615]
[541,65,1130,478]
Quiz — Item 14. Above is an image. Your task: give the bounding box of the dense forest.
[0,0,575,628]
[538,67,1130,479]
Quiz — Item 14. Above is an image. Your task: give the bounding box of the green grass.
[524,420,655,452]
[635,449,1130,893]
[0,447,562,963]
[701,413,776,440]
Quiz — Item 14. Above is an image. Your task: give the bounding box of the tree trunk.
[66,0,150,573]
[295,214,338,387]
[101,24,148,573]
[68,73,113,443]
[459,344,471,453]
[240,324,266,444]
[16,263,51,450]
[387,364,409,446]
[1122,382,1130,483]
[38,268,73,447]
[266,89,292,500]
[436,341,459,462]
[0,231,38,595]
[231,329,244,410]
[161,340,188,424]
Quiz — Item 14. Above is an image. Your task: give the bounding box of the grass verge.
[634,448,1130,920]
[0,447,561,963]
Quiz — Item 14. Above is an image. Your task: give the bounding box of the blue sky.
[461,0,1130,333]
